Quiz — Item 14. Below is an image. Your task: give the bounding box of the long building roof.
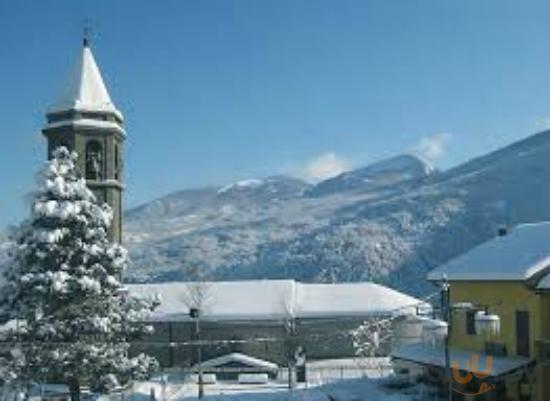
[127,279,427,322]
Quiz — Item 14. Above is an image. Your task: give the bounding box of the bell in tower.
[42,37,125,243]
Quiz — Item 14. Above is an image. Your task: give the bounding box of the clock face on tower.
[42,40,125,243]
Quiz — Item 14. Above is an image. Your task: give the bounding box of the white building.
[127,279,429,367]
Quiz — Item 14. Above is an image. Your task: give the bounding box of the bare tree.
[279,287,298,389]
[181,268,211,313]
[351,317,393,377]
[180,266,211,399]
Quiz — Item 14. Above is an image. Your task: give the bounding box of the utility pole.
[190,307,203,399]
[441,276,452,401]
[287,318,296,390]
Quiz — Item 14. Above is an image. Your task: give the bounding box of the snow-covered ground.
[151,377,430,401]
[0,372,435,401]
[1,359,437,401]
[128,358,436,401]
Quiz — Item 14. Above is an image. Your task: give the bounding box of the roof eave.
[46,103,124,123]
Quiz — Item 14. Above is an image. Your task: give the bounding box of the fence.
[0,358,394,401]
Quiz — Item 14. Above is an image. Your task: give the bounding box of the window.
[516,311,530,357]
[466,310,477,335]
[85,140,103,180]
[115,144,120,180]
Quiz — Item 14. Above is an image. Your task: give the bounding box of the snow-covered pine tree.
[0,147,159,401]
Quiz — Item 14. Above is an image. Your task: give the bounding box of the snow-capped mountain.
[122,130,550,295]
[3,131,550,296]
[307,154,434,197]
[217,176,311,203]
[125,176,311,224]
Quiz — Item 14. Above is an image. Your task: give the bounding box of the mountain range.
[123,130,550,295]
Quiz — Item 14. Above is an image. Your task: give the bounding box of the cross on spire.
[83,18,91,47]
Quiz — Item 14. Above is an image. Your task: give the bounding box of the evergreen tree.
[0,147,158,401]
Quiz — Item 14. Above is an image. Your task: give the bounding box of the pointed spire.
[47,38,123,121]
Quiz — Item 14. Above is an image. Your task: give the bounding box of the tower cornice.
[42,118,127,138]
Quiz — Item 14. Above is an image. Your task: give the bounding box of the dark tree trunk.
[68,377,80,401]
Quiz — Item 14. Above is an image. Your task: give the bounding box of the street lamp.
[189,307,203,399]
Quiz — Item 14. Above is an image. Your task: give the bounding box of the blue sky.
[2,0,550,228]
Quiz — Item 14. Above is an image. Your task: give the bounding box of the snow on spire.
[49,41,122,119]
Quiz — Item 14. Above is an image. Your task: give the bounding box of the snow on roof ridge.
[304,281,380,287]
[525,256,550,279]
[130,278,297,286]
[199,352,278,370]
[48,45,121,118]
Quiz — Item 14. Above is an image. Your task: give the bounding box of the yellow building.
[393,222,550,401]
[535,275,550,401]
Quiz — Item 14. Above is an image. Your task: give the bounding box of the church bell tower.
[42,37,125,243]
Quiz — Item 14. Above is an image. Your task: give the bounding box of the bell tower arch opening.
[85,140,104,180]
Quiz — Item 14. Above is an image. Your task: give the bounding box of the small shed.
[192,353,278,381]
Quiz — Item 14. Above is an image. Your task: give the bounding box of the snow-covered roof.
[127,280,427,322]
[198,353,278,371]
[427,222,550,282]
[536,273,550,290]
[392,343,531,377]
[294,282,424,318]
[48,44,122,120]
[43,118,126,136]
